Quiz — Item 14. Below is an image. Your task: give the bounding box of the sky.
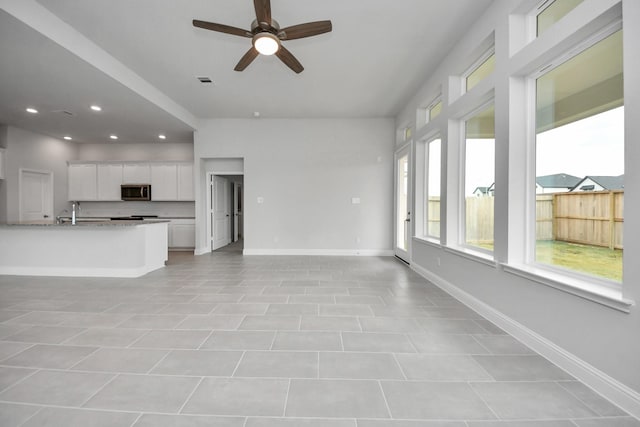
[457,106,624,196]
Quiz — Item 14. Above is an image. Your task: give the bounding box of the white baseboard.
[411,262,640,420]
[194,247,209,256]
[242,249,394,256]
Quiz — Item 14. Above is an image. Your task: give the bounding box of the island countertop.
[0,221,169,278]
[0,219,170,227]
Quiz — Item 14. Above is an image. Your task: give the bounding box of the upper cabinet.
[151,163,178,200]
[97,163,123,201]
[68,161,194,201]
[122,163,150,184]
[68,163,97,201]
[151,163,195,201]
[177,163,194,201]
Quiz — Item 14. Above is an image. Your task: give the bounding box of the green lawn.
[536,240,622,282]
[466,240,623,281]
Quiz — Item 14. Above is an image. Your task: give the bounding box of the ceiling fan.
[193,0,332,74]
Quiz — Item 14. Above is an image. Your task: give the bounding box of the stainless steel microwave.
[121,184,151,201]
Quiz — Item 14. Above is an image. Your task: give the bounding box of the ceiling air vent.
[197,76,213,84]
[52,109,75,116]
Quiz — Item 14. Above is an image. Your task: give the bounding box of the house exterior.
[536,173,581,193]
[571,175,625,192]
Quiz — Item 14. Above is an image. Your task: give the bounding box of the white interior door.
[20,169,53,222]
[394,145,411,263]
[233,182,241,242]
[211,175,230,250]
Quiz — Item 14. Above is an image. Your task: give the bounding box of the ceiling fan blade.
[253,0,272,28]
[278,20,332,40]
[192,20,252,38]
[234,47,260,71]
[275,45,304,74]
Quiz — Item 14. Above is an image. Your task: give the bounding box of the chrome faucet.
[71,202,80,225]
[55,209,69,224]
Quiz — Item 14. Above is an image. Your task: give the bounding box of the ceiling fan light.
[253,33,280,55]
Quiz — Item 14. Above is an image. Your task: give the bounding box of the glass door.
[395,145,411,263]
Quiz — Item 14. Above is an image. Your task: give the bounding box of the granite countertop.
[0,219,170,227]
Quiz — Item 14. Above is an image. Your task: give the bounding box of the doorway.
[19,168,53,222]
[394,145,411,263]
[207,173,244,252]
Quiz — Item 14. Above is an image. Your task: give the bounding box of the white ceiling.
[0,0,494,144]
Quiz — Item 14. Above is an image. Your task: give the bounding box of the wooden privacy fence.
[427,190,624,249]
[539,190,623,249]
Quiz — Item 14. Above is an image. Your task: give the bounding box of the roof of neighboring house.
[536,173,582,189]
[573,175,625,191]
[473,187,489,194]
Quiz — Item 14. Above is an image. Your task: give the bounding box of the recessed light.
[109,135,118,140]
[26,107,38,114]
[90,105,102,112]
[158,134,166,140]
[197,76,213,84]
[63,136,72,140]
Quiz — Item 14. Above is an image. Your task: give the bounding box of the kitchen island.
[0,220,169,278]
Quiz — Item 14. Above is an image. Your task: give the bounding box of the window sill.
[503,264,634,313]
[412,236,442,249]
[444,246,498,268]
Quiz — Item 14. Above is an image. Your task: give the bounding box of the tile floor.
[0,250,638,427]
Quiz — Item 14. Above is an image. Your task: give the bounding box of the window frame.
[524,20,624,290]
[459,100,496,256]
[424,134,442,242]
[462,48,496,94]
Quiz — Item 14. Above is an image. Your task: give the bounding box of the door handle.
[43,215,49,218]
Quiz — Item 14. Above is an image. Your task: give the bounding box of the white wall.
[395,0,640,415]
[1,126,78,222]
[194,118,394,255]
[0,125,8,223]
[77,142,193,161]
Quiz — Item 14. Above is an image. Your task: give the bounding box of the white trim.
[444,245,497,268]
[242,249,394,257]
[194,247,209,256]
[503,263,633,313]
[411,262,640,420]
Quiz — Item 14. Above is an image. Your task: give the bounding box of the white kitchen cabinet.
[177,163,194,201]
[122,163,150,184]
[168,219,195,249]
[68,163,97,201]
[151,163,178,201]
[0,148,5,179]
[97,163,123,201]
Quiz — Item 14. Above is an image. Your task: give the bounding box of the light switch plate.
[351,197,361,204]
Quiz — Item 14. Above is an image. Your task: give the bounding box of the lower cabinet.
[168,219,195,249]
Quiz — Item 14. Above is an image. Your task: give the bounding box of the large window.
[464,104,495,251]
[466,53,495,92]
[429,100,443,121]
[536,0,584,36]
[425,137,441,239]
[534,29,623,282]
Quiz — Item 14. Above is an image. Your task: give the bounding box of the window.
[536,0,584,36]
[425,137,441,239]
[534,29,623,282]
[466,53,495,92]
[429,100,443,121]
[464,104,495,251]
[403,127,413,141]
